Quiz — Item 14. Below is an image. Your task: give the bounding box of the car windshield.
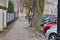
[42,15,49,20]
[41,15,57,23]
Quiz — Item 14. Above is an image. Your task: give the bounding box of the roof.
[0,5,8,10]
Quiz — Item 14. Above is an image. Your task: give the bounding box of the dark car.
[41,14,57,26]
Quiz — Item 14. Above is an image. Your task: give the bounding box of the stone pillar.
[0,9,4,31]
[3,10,7,28]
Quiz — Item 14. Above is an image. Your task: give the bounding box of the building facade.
[0,0,9,31]
[43,0,58,15]
[43,0,49,14]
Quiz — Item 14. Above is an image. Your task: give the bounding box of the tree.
[7,1,14,13]
[21,0,45,32]
[22,0,33,13]
[35,0,45,32]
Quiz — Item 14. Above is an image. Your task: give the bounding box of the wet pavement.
[0,16,45,40]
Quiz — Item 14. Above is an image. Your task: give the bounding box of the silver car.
[45,25,57,40]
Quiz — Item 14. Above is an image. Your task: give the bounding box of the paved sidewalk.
[0,16,45,40]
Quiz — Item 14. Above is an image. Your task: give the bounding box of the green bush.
[7,1,14,13]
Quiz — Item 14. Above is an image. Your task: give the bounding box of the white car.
[45,25,57,40]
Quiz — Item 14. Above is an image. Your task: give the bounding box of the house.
[0,0,9,31]
[43,0,58,15]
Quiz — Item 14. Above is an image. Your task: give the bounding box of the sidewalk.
[0,15,45,40]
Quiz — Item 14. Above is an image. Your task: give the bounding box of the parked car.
[41,20,57,33]
[41,15,49,26]
[41,18,49,26]
[45,25,57,40]
[41,14,57,26]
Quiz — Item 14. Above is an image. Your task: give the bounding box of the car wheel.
[49,33,56,40]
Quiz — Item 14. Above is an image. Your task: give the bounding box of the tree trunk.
[36,0,45,32]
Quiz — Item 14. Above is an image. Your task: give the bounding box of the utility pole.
[56,0,59,40]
